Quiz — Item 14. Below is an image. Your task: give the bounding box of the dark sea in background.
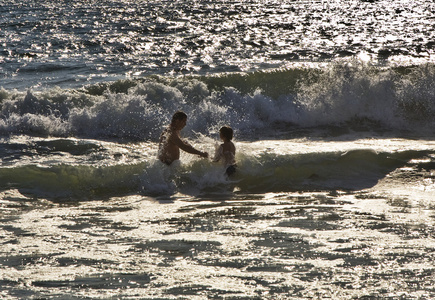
[1,0,435,299]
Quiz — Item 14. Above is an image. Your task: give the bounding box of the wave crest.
[1,63,434,140]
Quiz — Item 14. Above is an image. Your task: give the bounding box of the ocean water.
[1,0,435,299]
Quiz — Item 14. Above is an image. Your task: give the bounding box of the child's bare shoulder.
[222,141,235,153]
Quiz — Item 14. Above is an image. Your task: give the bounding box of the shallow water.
[1,135,435,299]
[1,184,435,299]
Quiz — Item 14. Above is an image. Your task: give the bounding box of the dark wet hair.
[171,111,187,124]
[219,126,233,140]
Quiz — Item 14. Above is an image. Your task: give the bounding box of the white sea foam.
[1,63,434,140]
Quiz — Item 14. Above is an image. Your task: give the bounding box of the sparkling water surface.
[1,0,434,89]
[1,135,435,299]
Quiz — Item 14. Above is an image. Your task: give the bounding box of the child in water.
[213,126,236,176]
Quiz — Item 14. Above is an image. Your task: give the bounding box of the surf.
[1,62,435,142]
[2,135,434,199]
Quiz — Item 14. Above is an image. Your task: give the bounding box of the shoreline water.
[1,173,434,299]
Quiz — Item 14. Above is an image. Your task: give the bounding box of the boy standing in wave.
[158,111,208,165]
[213,126,236,176]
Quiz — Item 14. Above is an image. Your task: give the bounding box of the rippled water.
[2,181,435,299]
[1,0,434,89]
[1,135,435,299]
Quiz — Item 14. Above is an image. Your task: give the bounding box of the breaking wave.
[1,62,435,141]
[1,146,432,199]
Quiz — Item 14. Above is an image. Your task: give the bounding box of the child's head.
[171,111,187,124]
[219,126,233,141]
[171,111,188,129]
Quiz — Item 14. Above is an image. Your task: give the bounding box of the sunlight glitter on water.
[2,0,435,89]
[1,163,435,299]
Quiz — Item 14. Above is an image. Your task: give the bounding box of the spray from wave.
[1,62,434,141]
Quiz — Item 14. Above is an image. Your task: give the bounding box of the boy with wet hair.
[213,126,236,176]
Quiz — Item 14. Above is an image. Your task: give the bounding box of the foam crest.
[294,63,435,131]
[1,63,434,140]
[1,133,434,198]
